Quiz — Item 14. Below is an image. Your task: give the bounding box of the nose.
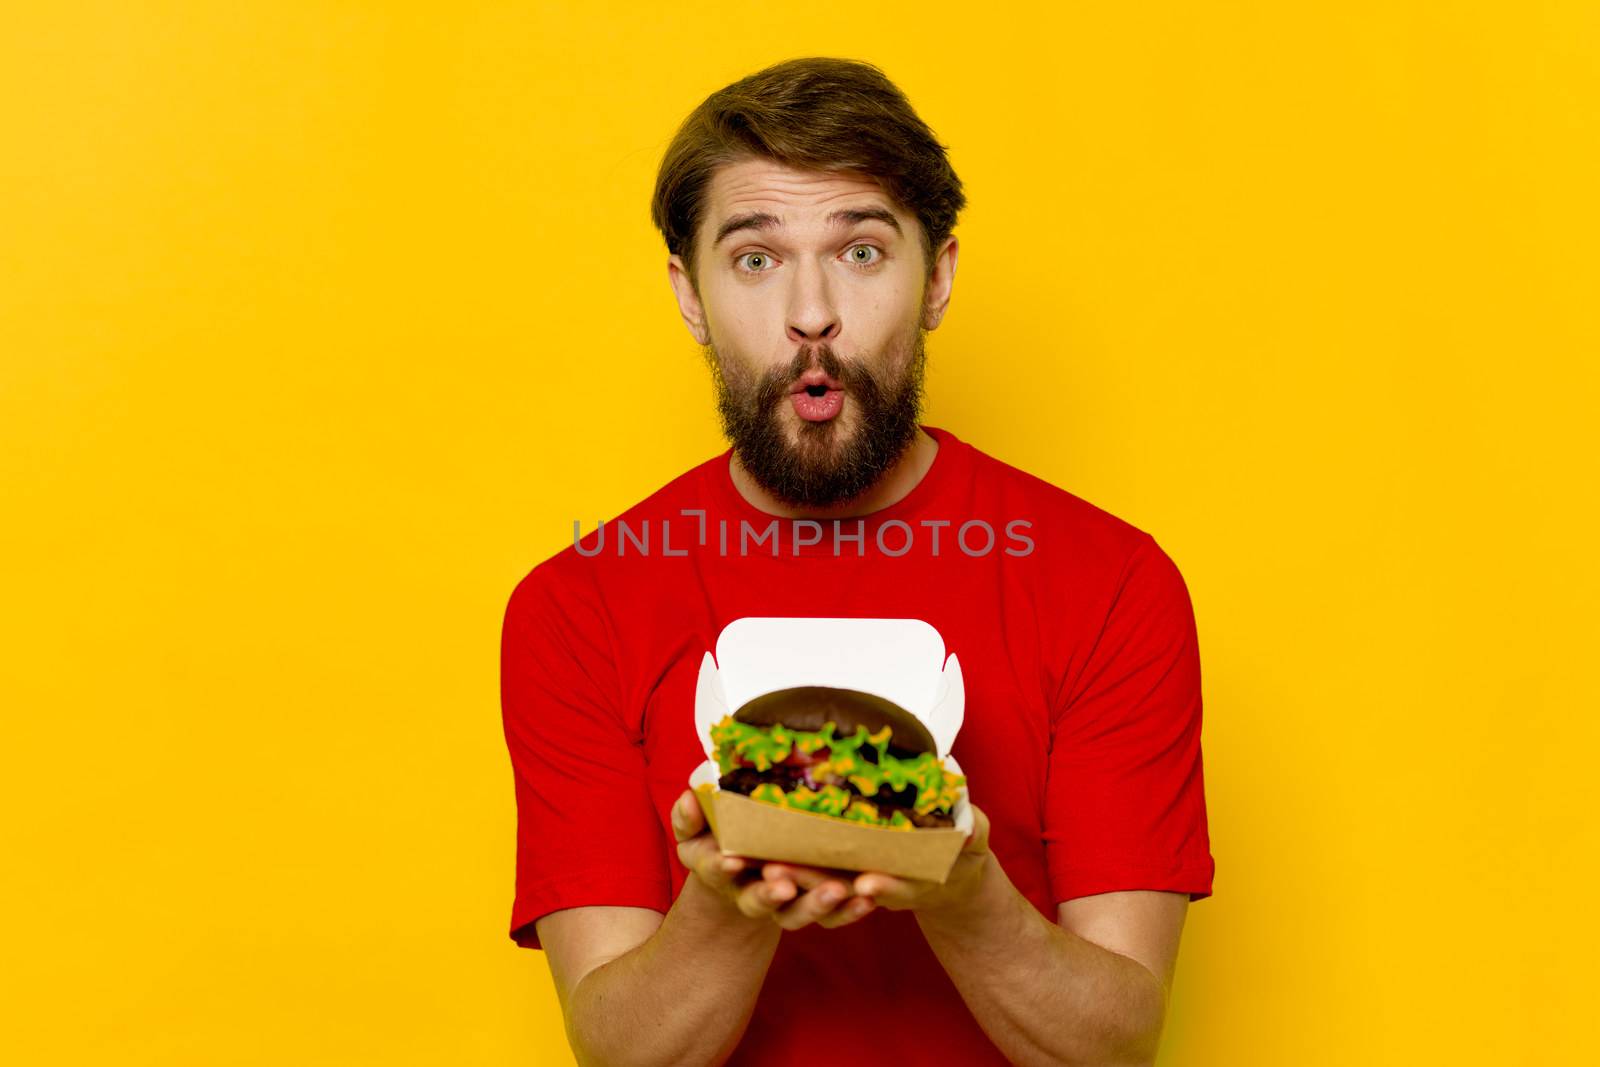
[784,257,840,344]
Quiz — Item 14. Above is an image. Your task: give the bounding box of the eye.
[735,252,774,274]
[845,244,884,268]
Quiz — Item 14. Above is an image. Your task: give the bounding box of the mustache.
[754,344,881,411]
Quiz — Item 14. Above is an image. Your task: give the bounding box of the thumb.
[963,804,991,854]
[671,789,704,842]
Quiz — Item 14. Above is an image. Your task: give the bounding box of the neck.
[728,427,939,520]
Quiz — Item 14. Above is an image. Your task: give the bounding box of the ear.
[921,235,959,331]
[667,254,710,345]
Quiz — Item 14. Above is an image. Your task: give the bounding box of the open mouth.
[790,376,845,422]
[789,370,844,395]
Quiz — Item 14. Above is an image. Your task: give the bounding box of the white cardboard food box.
[688,616,972,883]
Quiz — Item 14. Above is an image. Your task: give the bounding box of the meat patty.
[717,767,956,828]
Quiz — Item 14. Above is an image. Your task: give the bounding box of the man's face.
[667,157,955,509]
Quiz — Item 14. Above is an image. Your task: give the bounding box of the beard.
[703,326,929,510]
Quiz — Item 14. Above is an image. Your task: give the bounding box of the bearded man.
[501,56,1214,1067]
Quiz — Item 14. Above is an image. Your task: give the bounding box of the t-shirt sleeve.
[1044,533,1216,904]
[500,560,672,950]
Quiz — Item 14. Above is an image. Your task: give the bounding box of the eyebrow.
[712,206,903,248]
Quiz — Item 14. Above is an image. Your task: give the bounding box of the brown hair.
[651,57,966,289]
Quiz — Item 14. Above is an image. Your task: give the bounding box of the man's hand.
[671,789,878,931]
[850,803,993,915]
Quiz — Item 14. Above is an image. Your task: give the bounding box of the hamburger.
[710,685,966,830]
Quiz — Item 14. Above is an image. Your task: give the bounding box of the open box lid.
[693,616,965,760]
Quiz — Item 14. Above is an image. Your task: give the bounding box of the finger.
[773,880,852,931]
[679,841,736,891]
[735,874,796,918]
[762,862,858,893]
[815,894,877,929]
[852,872,919,909]
[670,790,705,843]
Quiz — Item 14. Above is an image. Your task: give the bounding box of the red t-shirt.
[500,424,1214,1064]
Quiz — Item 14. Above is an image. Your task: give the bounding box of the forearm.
[565,877,782,1067]
[915,856,1167,1067]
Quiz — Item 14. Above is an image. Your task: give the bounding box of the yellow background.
[3,2,1595,1063]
